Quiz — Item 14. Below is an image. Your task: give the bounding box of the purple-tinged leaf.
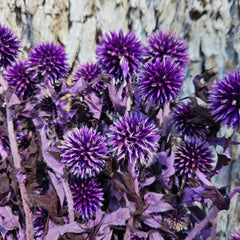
[45,222,86,240]
[200,186,230,210]
[143,216,162,228]
[148,231,164,240]
[40,126,64,176]
[144,192,173,215]
[214,149,232,174]
[183,186,206,202]
[84,90,103,119]
[140,176,156,187]
[107,81,128,115]
[48,171,65,207]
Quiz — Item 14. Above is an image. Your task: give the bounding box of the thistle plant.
[1,24,240,240]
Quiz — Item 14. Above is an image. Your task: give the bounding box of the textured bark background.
[1,0,240,239]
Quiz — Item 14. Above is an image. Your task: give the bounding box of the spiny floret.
[174,138,214,178]
[27,42,69,84]
[70,178,104,221]
[209,70,240,130]
[147,29,189,68]
[5,60,34,99]
[0,24,21,68]
[173,101,209,138]
[60,126,107,178]
[139,58,185,106]
[230,226,240,240]
[96,29,145,81]
[108,112,159,167]
[33,207,48,238]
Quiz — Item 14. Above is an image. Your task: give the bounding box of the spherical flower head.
[96,29,145,81]
[0,25,21,68]
[147,30,189,68]
[72,62,105,93]
[139,58,185,106]
[108,112,159,167]
[5,60,35,99]
[230,226,240,240]
[33,207,48,238]
[60,126,107,178]
[174,138,214,178]
[27,42,69,84]
[164,207,188,232]
[173,101,209,138]
[209,71,240,130]
[70,178,104,221]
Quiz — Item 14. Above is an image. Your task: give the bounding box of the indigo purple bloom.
[139,58,184,106]
[173,102,209,138]
[174,138,214,178]
[209,71,240,130]
[0,25,21,68]
[230,226,240,240]
[72,62,105,93]
[70,178,104,220]
[60,126,107,178]
[96,30,145,81]
[5,61,34,99]
[147,30,189,68]
[164,207,188,232]
[27,42,69,84]
[33,207,48,239]
[108,112,159,167]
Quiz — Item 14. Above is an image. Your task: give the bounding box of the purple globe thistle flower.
[147,30,189,68]
[139,58,185,106]
[209,71,240,130]
[72,62,105,93]
[60,126,107,178]
[173,102,209,138]
[5,60,35,99]
[33,207,48,239]
[70,178,104,220]
[27,42,69,85]
[174,138,214,178]
[96,29,145,81]
[0,25,21,68]
[164,207,188,232]
[230,226,240,240]
[108,112,159,167]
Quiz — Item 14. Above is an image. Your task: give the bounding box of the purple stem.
[0,74,33,239]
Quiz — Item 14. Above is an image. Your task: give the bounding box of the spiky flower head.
[60,126,107,179]
[173,101,209,138]
[174,138,214,178]
[108,112,159,167]
[0,25,21,68]
[209,71,240,130]
[5,60,35,99]
[230,226,240,240]
[33,207,48,239]
[27,42,69,84]
[96,29,145,81]
[72,62,105,93]
[70,178,104,221]
[139,58,184,106]
[147,30,189,68]
[164,207,188,232]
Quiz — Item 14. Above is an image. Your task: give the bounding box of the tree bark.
[1,0,240,238]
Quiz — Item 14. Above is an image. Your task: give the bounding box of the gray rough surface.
[1,0,240,238]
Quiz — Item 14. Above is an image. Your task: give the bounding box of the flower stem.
[0,74,33,239]
[62,176,75,223]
